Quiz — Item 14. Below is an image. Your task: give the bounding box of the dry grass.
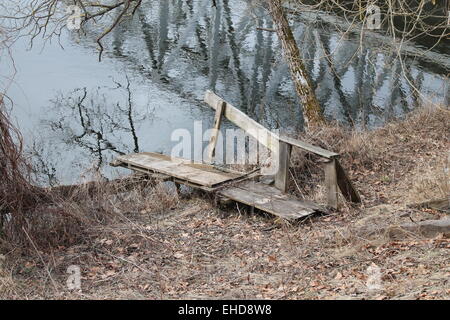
[0,254,15,296]
[0,104,181,250]
[1,95,91,250]
[1,95,42,247]
[289,105,450,206]
[0,105,449,300]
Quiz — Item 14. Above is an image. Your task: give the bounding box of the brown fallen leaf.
[310,281,319,287]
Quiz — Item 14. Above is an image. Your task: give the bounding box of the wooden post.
[335,159,361,203]
[206,101,225,163]
[174,182,181,196]
[274,141,292,192]
[325,158,338,209]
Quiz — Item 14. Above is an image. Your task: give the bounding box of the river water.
[1,0,448,185]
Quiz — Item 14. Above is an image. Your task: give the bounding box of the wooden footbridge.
[111,91,360,221]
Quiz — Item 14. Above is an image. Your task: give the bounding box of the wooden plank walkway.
[219,181,324,221]
[112,153,324,220]
[114,152,242,188]
[111,91,361,222]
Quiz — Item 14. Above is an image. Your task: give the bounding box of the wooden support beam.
[204,91,338,159]
[335,159,361,203]
[174,182,181,196]
[325,158,338,209]
[204,90,279,152]
[274,141,292,192]
[279,134,339,159]
[206,100,225,163]
[203,91,361,207]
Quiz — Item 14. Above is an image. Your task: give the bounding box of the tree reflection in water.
[31,77,152,186]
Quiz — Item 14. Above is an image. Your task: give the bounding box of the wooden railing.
[204,90,360,209]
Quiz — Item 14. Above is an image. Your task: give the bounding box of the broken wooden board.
[114,152,243,188]
[218,180,325,220]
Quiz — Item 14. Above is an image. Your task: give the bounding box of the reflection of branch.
[1,1,143,61]
[111,77,142,154]
[29,141,58,186]
[223,0,248,107]
[287,5,449,75]
[137,6,158,69]
[316,31,352,122]
[69,88,126,169]
[125,76,139,153]
[44,78,150,174]
[75,88,88,139]
[96,0,133,62]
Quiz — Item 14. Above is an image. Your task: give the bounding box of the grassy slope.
[1,106,449,299]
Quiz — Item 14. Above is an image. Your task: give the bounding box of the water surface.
[2,0,448,185]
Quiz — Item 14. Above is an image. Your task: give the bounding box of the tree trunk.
[266,0,325,128]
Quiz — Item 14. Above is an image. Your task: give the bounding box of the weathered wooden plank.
[279,135,339,159]
[172,178,216,192]
[120,163,216,192]
[324,158,338,209]
[218,190,314,220]
[116,152,241,187]
[204,90,279,153]
[204,91,339,160]
[335,159,361,203]
[219,181,322,220]
[234,181,324,211]
[274,141,292,192]
[207,100,225,163]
